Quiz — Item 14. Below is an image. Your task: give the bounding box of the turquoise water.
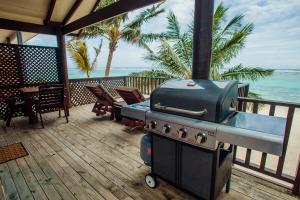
[250,71,300,103]
[68,67,148,79]
[68,68,300,103]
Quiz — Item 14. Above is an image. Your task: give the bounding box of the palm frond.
[166,11,181,39]
[221,64,274,81]
[125,4,165,30]
[79,24,108,39]
[221,14,244,35]
[213,2,228,34]
[145,40,190,78]
[212,23,254,69]
[173,33,192,69]
[67,40,91,75]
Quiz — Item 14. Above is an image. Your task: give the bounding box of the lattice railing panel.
[69,77,126,106]
[70,79,99,106]
[0,45,21,86]
[19,46,61,85]
[99,77,125,97]
[0,43,62,120]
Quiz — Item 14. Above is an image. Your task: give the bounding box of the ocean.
[68,68,300,103]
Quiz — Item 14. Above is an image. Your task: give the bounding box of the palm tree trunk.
[105,42,117,77]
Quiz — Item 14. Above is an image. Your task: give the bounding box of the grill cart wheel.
[145,174,158,188]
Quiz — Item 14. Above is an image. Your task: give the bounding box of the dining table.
[19,86,39,124]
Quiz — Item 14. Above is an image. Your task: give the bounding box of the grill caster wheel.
[145,174,158,188]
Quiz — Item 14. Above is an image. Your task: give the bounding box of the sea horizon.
[68,67,300,103]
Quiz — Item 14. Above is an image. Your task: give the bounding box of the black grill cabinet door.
[181,145,213,199]
[152,134,177,184]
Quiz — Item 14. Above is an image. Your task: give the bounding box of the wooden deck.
[0,104,298,200]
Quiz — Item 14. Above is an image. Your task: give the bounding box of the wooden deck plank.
[44,128,150,200]
[5,130,77,200]
[0,133,21,200]
[0,126,61,200]
[0,178,6,200]
[16,158,49,200]
[19,131,102,200]
[38,129,129,200]
[6,161,34,200]
[55,122,191,200]
[47,123,186,200]
[0,104,299,200]
[0,164,20,200]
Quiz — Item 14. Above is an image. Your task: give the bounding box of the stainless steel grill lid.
[150,79,238,123]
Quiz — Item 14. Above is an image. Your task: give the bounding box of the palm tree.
[130,3,274,82]
[67,39,103,78]
[78,0,165,77]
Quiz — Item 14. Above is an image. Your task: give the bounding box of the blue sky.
[27,0,300,70]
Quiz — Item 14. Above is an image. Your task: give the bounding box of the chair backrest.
[116,86,145,105]
[85,84,116,105]
[0,89,5,100]
[38,84,65,112]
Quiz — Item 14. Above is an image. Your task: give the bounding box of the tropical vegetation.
[130,3,274,82]
[78,0,165,77]
[67,39,103,78]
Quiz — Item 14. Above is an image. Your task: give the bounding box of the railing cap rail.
[238,97,300,108]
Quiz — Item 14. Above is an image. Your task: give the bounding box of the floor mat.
[0,143,28,164]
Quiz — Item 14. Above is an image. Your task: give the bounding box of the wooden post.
[56,29,70,115]
[292,155,300,195]
[16,31,23,44]
[192,0,214,80]
[6,37,11,44]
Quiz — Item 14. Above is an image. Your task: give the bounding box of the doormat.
[0,143,28,164]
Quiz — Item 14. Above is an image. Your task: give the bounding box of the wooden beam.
[62,0,163,34]
[62,0,83,25]
[91,0,102,12]
[16,31,23,44]
[44,0,56,25]
[0,18,59,35]
[192,0,214,80]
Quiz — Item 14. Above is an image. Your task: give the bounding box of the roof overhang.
[0,0,163,43]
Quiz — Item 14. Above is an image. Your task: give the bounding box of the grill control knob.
[162,124,171,134]
[178,128,187,138]
[195,133,207,144]
[150,121,157,129]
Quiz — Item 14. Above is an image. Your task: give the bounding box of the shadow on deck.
[0,104,298,200]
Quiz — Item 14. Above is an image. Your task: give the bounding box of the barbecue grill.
[121,79,286,200]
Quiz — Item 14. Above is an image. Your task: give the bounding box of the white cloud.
[28,0,300,70]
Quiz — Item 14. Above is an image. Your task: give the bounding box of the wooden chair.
[36,84,68,128]
[115,86,147,129]
[85,84,123,120]
[115,86,145,105]
[0,89,26,127]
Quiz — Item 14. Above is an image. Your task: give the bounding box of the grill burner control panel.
[146,111,218,150]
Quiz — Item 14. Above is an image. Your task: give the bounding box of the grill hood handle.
[154,103,207,117]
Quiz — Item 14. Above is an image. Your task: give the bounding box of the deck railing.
[236,97,300,191]
[68,76,299,194]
